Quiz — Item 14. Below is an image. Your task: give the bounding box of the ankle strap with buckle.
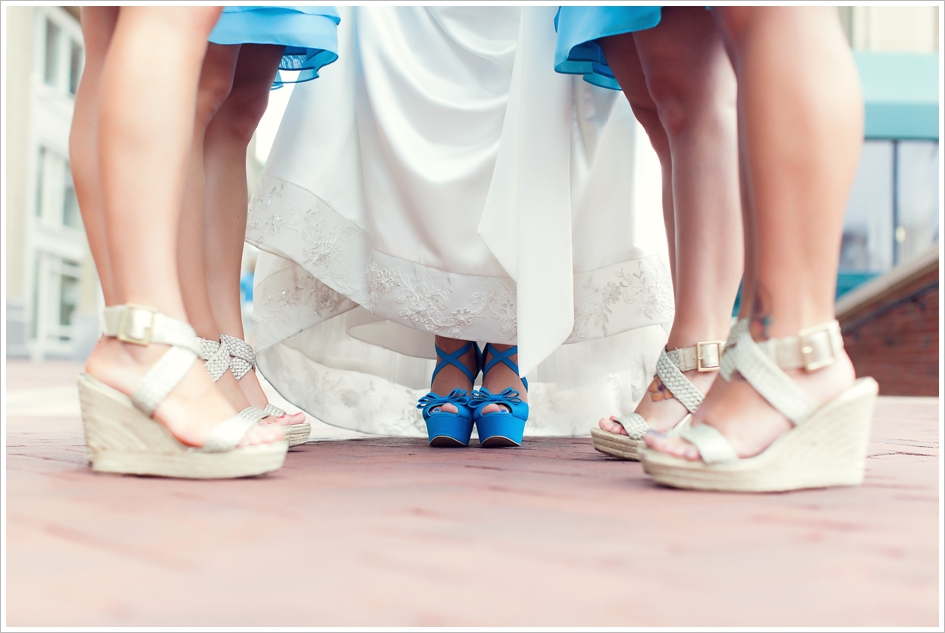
[664,340,726,373]
[655,340,724,414]
[753,321,844,372]
[100,304,201,416]
[725,320,844,426]
[102,304,199,354]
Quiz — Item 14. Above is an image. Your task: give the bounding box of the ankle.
[434,336,472,353]
[87,336,163,368]
[666,330,730,350]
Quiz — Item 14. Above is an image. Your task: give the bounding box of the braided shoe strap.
[613,412,648,440]
[198,337,231,383]
[132,346,198,416]
[732,327,817,426]
[201,414,259,453]
[264,403,286,417]
[720,318,750,381]
[220,334,255,380]
[719,319,751,382]
[655,350,704,414]
[679,423,740,464]
[100,306,199,417]
[238,406,268,423]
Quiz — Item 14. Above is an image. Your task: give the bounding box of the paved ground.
[4,359,941,627]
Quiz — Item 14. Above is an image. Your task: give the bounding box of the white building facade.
[5,6,99,359]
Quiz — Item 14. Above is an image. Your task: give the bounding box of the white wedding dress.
[248,6,674,438]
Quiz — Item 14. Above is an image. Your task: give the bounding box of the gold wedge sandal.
[78,304,287,479]
[219,333,311,447]
[642,319,878,492]
[591,327,734,461]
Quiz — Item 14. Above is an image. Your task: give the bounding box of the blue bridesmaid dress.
[553,6,662,90]
[209,6,340,88]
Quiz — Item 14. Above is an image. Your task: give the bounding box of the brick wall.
[840,262,939,396]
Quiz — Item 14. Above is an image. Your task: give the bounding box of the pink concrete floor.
[4,360,941,626]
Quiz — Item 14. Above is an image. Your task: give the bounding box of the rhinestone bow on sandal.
[77,304,287,478]
[218,334,311,448]
[591,326,737,461]
[642,320,878,492]
[197,336,270,429]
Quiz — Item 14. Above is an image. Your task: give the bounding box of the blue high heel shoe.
[417,341,482,447]
[471,343,529,447]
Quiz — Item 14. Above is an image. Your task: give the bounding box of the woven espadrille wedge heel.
[219,333,311,448]
[78,305,287,479]
[642,320,878,492]
[592,322,743,461]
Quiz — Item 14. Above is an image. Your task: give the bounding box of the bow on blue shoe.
[417,389,471,417]
[473,344,529,447]
[418,342,481,447]
[470,387,524,410]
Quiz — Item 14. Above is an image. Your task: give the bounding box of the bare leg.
[598,7,742,434]
[70,7,118,304]
[584,35,676,433]
[479,343,527,414]
[429,336,480,415]
[431,338,527,416]
[203,44,304,424]
[647,7,861,460]
[597,34,676,285]
[82,7,280,448]
[177,43,264,417]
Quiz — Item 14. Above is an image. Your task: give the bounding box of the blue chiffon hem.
[209,6,340,88]
[554,6,662,91]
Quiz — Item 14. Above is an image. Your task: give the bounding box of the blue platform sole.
[475,414,527,447]
[425,412,474,447]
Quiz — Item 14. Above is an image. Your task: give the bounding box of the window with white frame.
[38,8,83,96]
[30,253,82,346]
[841,139,940,276]
[35,145,82,230]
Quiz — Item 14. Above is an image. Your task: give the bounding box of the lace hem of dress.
[248,174,674,353]
[255,321,669,437]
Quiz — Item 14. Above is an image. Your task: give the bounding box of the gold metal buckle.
[116,304,157,346]
[797,323,838,371]
[696,341,724,372]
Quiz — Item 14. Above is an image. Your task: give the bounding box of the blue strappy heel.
[471,343,529,447]
[417,341,482,447]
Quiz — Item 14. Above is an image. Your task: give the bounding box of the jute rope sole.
[283,422,312,448]
[79,373,287,479]
[591,415,691,461]
[642,378,878,492]
[590,428,644,460]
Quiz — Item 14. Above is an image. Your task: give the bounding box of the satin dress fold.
[249,6,674,438]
